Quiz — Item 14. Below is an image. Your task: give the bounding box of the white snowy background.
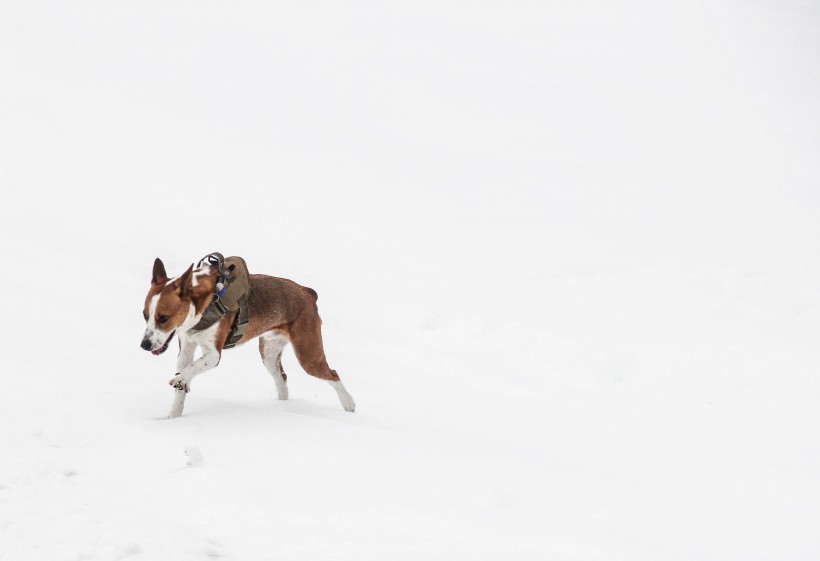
[1,1,819,559]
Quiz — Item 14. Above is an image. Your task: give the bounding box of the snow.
[2,1,820,559]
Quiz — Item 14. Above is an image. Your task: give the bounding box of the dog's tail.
[303,286,318,301]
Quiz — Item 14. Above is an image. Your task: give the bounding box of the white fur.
[167,322,221,407]
[142,293,169,351]
[191,264,211,287]
[168,390,186,419]
[330,380,356,412]
[260,332,289,400]
[145,293,160,329]
[167,337,198,418]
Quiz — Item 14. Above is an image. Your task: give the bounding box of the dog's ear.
[152,258,168,285]
[177,263,194,298]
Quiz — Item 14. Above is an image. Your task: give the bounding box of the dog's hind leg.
[328,379,356,413]
[259,332,289,400]
[289,319,355,412]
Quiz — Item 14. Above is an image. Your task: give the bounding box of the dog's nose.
[140,338,153,351]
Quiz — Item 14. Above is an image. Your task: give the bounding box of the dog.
[140,256,355,418]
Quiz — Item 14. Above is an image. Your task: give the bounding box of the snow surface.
[2,1,820,559]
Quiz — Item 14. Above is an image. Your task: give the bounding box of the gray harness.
[192,252,250,349]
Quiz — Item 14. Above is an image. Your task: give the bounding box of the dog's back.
[241,275,321,341]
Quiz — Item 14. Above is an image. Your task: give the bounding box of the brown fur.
[243,275,340,382]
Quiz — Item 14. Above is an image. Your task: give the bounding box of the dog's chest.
[179,320,221,346]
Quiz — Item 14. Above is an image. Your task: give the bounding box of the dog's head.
[140,258,195,355]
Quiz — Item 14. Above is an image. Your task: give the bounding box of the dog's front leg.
[169,344,220,389]
[167,339,198,419]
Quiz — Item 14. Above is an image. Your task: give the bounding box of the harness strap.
[190,252,251,348]
[223,293,250,349]
[191,292,249,347]
[191,297,227,331]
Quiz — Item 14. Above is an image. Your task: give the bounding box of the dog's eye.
[158,315,170,324]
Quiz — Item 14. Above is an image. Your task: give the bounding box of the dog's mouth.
[152,331,176,355]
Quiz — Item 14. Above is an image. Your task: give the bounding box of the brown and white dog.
[140,257,355,418]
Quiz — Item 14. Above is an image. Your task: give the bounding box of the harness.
[192,252,251,349]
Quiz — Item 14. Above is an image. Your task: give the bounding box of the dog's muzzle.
[141,331,175,356]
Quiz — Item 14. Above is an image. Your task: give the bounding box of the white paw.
[329,381,355,412]
[340,395,356,412]
[169,375,191,393]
